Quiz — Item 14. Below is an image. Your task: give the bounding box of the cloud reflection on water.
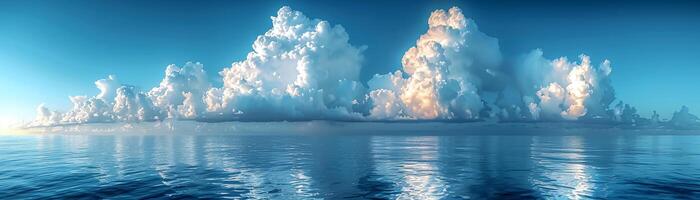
[4,133,700,199]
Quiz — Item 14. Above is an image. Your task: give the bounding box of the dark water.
[1,133,700,199]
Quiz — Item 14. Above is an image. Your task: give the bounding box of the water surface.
[1,132,700,199]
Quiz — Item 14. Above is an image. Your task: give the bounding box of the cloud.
[201,6,366,121]
[148,62,210,119]
[32,104,62,127]
[113,85,165,122]
[27,6,688,128]
[63,95,114,123]
[612,101,641,123]
[366,7,501,120]
[514,50,616,121]
[669,106,700,129]
[30,6,371,126]
[32,74,170,126]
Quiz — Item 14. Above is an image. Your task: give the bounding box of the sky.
[2,0,700,126]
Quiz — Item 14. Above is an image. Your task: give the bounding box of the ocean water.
[1,132,700,199]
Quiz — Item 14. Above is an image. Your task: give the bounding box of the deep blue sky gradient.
[1,0,699,121]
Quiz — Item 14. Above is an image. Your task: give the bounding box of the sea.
[1,122,700,199]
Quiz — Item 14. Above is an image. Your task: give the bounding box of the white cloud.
[148,62,210,119]
[178,92,201,119]
[31,73,170,126]
[62,95,114,123]
[367,89,402,119]
[536,82,566,119]
[27,6,683,127]
[366,7,501,120]
[32,104,62,127]
[514,50,616,121]
[201,6,366,121]
[113,85,164,122]
[95,75,120,102]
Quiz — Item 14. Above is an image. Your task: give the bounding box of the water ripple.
[0,134,699,199]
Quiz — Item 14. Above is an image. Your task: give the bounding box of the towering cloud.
[27,6,689,128]
[366,7,502,120]
[202,6,366,121]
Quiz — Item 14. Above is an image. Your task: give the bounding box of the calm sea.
[1,132,700,199]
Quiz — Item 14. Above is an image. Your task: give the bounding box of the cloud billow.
[513,50,616,121]
[149,62,211,119]
[30,6,699,128]
[32,75,167,127]
[366,7,501,120]
[202,6,367,121]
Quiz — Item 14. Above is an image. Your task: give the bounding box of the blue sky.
[1,0,700,123]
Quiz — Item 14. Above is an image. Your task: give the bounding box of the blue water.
[1,133,700,199]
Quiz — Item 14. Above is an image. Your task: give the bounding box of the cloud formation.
[514,50,616,121]
[31,75,167,127]
[28,6,693,128]
[149,62,210,119]
[669,106,700,129]
[366,7,501,120]
[33,6,367,126]
[202,6,366,121]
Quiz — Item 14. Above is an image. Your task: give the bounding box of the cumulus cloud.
[32,73,172,126]
[38,63,213,126]
[32,104,62,126]
[28,6,688,128]
[366,7,501,120]
[201,6,366,121]
[113,85,165,122]
[148,62,210,119]
[30,6,372,126]
[514,50,616,121]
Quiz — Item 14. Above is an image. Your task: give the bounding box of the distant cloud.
[27,6,696,128]
[32,75,167,126]
[514,50,616,121]
[669,106,700,129]
[33,104,62,126]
